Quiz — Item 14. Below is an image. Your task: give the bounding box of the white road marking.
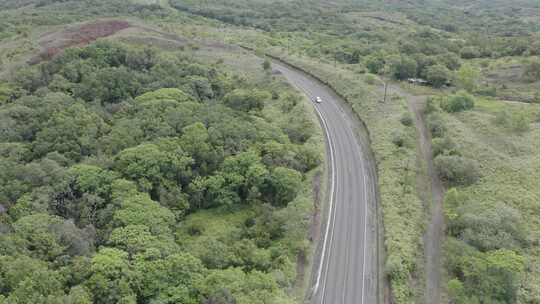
[274,63,370,304]
[281,74,338,300]
[355,129,369,304]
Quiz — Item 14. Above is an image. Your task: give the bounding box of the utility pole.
[382,65,390,103]
[383,81,388,103]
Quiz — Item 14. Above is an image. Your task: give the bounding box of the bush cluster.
[425,95,480,186]
[441,91,475,113]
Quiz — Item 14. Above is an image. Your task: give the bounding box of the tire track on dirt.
[386,84,445,304]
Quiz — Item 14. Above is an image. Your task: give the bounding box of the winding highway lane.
[272,61,379,304]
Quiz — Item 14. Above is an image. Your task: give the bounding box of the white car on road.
[315,96,322,103]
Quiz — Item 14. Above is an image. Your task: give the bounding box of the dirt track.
[386,83,446,304]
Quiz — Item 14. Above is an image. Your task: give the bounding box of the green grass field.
[435,97,540,302]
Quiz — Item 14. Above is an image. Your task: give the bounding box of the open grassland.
[478,56,540,103]
[428,96,540,303]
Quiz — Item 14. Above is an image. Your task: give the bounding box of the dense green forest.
[0,40,322,303]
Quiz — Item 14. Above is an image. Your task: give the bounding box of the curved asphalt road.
[272,62,379,304]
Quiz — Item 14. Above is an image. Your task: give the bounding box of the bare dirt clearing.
[30,19,233,65]
[31,20,131,63]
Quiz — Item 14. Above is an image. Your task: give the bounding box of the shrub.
[452,202,524,251]
[437,52,461,71]
[432,136,458,157]
[447,279,468,303]
[186,222,204,236]
[365,55,385,74]
[424,97,439,115]
[479,60,490,68]
[135,88,193,104]
[524,59,540,81]
[389,55,418,80]
[425,64,452,88]
[427,113,446,137]
[266,167,302,206]
[223,89,269,112]
[441,91,475,113]
[262,59,271,71]
[494,110,530,133]
[528,41,540,56]
[460,46,480,59]
[391,130,406,147]
[413,53,437,78]
[455,64,480,92]
[475,86,497,97]
[400,112,413,126]
[385,254,407,280]
[434,155,480,186]
[0,84,18,105]
[364,74,378,85]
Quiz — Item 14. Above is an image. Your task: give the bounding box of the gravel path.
[386,83,445,304]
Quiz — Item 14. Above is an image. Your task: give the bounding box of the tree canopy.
[0,41,321,304]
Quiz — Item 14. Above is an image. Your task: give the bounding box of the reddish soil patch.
[30,20,131,64]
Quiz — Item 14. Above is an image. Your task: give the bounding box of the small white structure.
[407,78,428,85]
